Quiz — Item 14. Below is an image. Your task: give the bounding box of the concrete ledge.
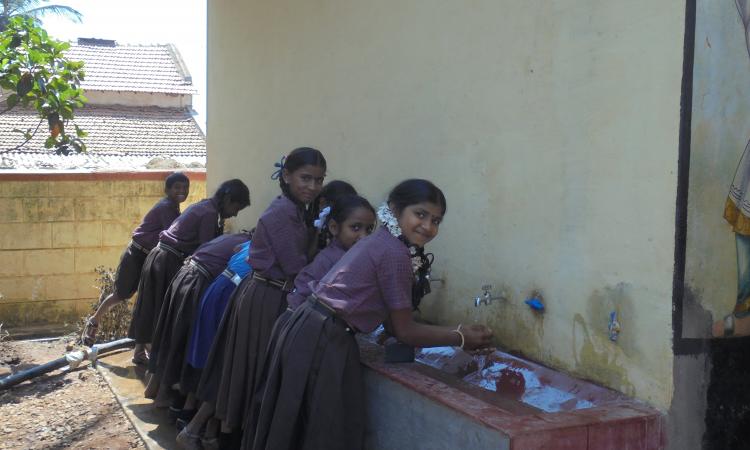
[96,350,175,450]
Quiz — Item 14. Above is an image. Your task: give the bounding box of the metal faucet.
[426,273,444,285]
[474,284,507,307]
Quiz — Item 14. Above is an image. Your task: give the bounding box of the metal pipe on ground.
[0,338,135,391]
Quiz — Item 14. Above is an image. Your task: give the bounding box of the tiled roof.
[0,105,206,170]
[65,42,196,95]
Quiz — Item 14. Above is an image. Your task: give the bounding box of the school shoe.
[175,428,202,450]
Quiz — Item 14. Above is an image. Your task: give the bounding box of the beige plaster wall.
[0,172,205,335]
[206,0,685,409]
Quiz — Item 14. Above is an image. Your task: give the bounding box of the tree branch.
[0,117,42,154]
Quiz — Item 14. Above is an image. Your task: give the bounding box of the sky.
[40,0,207,131]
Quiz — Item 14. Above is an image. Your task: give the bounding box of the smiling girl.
[187,148,326,447]
[248,179,493,450]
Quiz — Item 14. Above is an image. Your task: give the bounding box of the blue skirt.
[186,272,238,369]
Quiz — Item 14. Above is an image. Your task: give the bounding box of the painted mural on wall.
[685,0,750,339]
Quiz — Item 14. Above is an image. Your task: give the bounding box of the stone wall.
[0,171,206,336]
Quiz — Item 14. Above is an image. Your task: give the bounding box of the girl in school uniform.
[177,181,360,450]
[287,194,375,310]
[171,240,254,447]
[82,172,189,352]
[146,232,252,403]
[187,147,326,448]
[248,179,494,450]
[311,180,356,249]
[236,194,376,448]
[129,179,250,363]
[183,239,253,394]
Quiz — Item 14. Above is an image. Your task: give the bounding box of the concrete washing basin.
[360,335,664,450]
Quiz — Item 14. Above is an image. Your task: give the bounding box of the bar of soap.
[384,341,415,363]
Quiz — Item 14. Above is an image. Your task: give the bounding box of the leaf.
[36,77,46,95]
[71,138,87,153]
[6,93,18,109]
[60,106,73,120]
[12,128,33,140]
[0,18,89,153]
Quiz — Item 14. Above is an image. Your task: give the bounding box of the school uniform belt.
[309,295,358,335]
[252,273,294,292]
[222,269,243,286]
[188,259,211,279]
[157,242,187,259]
[128,240,150,255]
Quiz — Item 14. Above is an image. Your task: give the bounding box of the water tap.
[426,273,445,285]
[474,284,507,307]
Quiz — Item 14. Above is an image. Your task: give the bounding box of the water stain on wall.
[572,312,635,397]
[585,282,638,358]
[476,286,546,362]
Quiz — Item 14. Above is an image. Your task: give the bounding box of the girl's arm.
[388,308,493,350]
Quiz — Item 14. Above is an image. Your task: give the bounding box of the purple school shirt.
[313,227,413,333]
[159,198,222,254]
[287,239,346,309]
[192,233,250,279]
[131,198,180,251]
[248,195,309,280]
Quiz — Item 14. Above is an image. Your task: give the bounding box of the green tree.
[0,16,87,154]
[1,0,82,30]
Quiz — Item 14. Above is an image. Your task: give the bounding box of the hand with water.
[462,324,493,350]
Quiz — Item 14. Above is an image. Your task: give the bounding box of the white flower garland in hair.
[377,202,429,281]
[377,202,402,237]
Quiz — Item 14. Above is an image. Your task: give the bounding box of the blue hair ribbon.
[271,156,286,180]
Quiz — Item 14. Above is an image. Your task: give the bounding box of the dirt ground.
[0,338,145,450]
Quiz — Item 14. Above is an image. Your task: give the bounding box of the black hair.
[319,194,375,249]
[165,172,190,189]
[387,179,446,311]
[276,147,327,227]
[318,180,357,206]
[278,147,327,198]
[313,180,358,248]
[387,179,447,215]
[213,178,251,208]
